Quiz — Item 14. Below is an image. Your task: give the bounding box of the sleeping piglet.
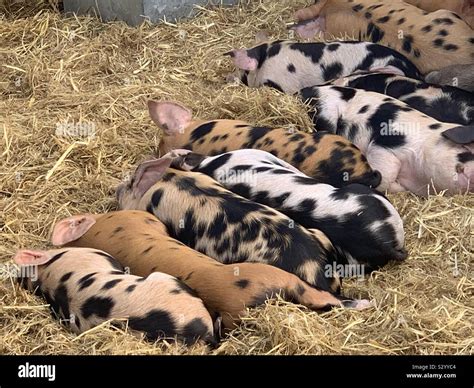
[330,70,474,125]
[152,101,382,188]
[299,85,474,196]
[51,210,369,329]
[292,0,474,74]
[116,157,349,294]
[226,40,421,94]
[167,148,407,272]
[425,63,474,93]
[13,247,215,345]
[403,0,474,28]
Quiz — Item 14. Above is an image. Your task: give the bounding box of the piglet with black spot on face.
[13,248,215,346]
[152,101,381,189]
[299,85,474,196]
[330,70,474,125]
[291,0,474,74]
[167,148,407,272]
[225,40,421,94]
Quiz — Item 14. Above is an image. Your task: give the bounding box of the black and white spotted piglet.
[14,248,215,345]
[299,85,474,196]
[168,149,407,272]
[330,71,474,125]
[226,40,422,94]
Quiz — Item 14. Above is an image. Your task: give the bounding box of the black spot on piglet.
[81,296,115,319]
[101,279,122,290]
[53,285,70,321]
[60,272,73,283]
[128,309,176,341]
[182,318,213,345]
[234,279,250,289]
[78,273,97,291]
[171,279,199,298]
[94,251,124,271]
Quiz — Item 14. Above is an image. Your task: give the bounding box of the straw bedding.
[0,0,472,355]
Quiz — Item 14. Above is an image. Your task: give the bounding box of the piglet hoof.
[342,299,374,310]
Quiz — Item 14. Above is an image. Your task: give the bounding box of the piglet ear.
[424,71,440,84]
[369,65,406,76]
[148,101,192,136]
[132,157,174,197]
[13,250,52,266]
[51,215,97,246]
[290,18,325,39]
[442,126,474,145]
[294,0,328,21]
[224,49,258,71]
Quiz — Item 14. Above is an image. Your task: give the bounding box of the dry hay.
[0,0,473,355]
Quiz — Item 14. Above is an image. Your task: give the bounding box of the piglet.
[226,40,421,94]
[330,70,474,125]
[152,101,382,188]
[51,211,370,329]
[425,63,474,93]
[167,148,407,272]
[14,247,215,345]
[299,85,474,195]
[292,0,474,74]
[116,157,347,293]
[404,0,474,28]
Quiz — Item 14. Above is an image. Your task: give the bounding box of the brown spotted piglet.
[14,247,215,345]
[152,100,382,188]
[292,0,474,74]
[51,211,371,330]
[404,0,473,28]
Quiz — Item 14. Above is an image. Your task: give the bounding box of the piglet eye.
[455,164,464,173]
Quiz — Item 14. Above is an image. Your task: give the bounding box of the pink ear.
[148,101,192,135]
[132,157,174,197]
[227,49,258,71]
[369,65,406,76]
[290,18,325,39]
[14,250,52,266]
[294,0,328,21]
[51,215,97,246]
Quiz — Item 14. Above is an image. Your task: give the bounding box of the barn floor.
[0,0,472,355]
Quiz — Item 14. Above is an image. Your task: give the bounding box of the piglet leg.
[291,281,372,311]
